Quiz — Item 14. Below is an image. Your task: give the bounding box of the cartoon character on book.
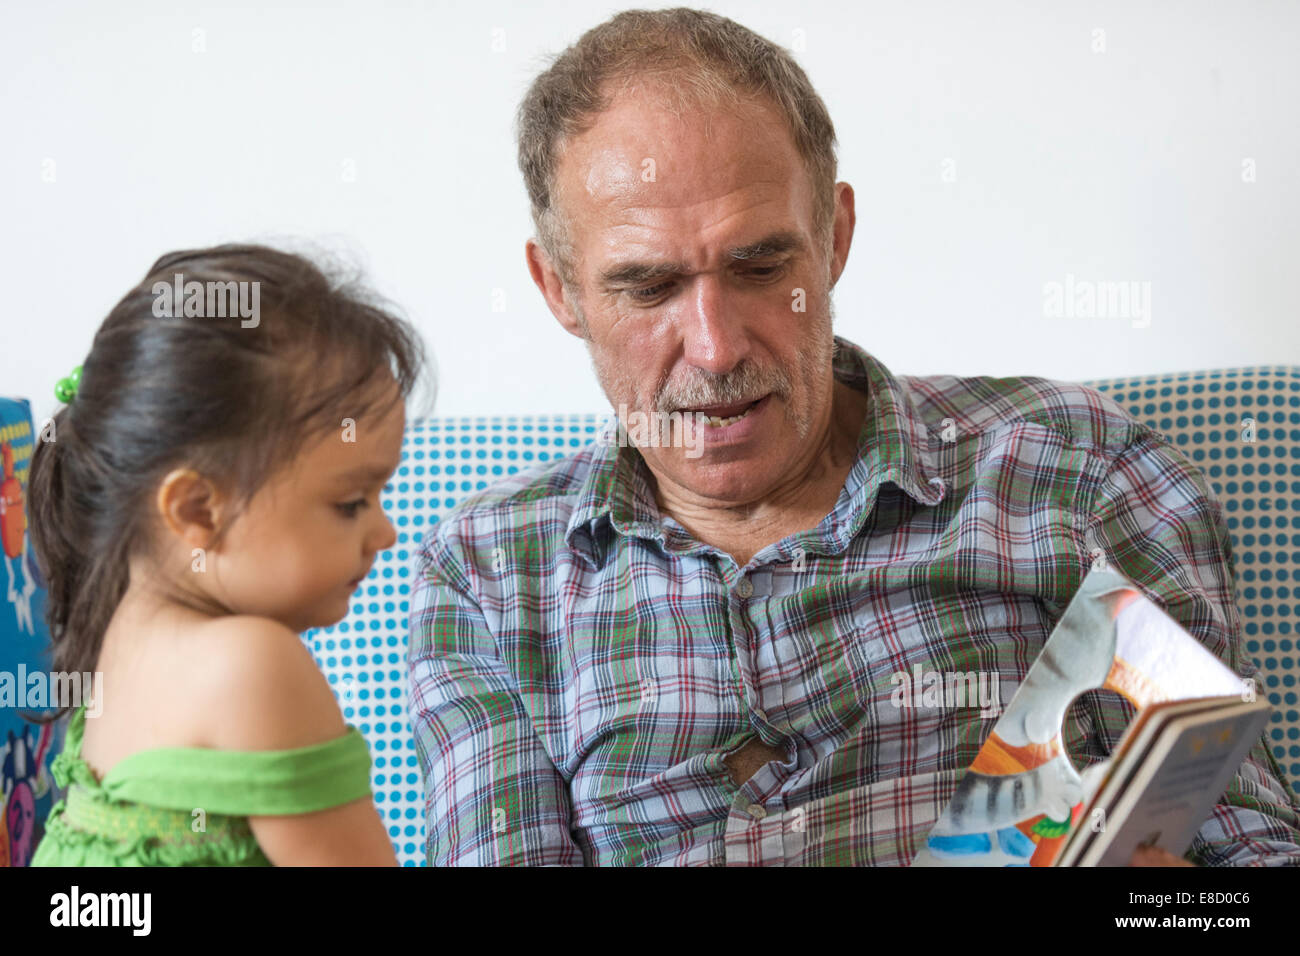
[1,440,37,634]
[1,724,55,866]
[913,561,1244,866]
[0,420,58,866]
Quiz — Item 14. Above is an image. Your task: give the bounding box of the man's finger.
[1128,845,1195,867]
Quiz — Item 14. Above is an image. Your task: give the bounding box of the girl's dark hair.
[24,243,429,724]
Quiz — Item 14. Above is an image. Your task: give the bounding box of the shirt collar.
[565,335,946,567]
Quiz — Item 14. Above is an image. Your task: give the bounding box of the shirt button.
[747,803,767,820]
[735,576,754,598]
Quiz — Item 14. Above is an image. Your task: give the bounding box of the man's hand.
[1129,845,1196,867]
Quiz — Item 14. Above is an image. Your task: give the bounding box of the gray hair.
[516,7,839,292]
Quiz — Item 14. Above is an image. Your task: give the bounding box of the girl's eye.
[335,499,368,519]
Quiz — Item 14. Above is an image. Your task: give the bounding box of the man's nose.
[680,272,749,375]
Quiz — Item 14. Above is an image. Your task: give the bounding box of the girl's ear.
[155,468,223,550]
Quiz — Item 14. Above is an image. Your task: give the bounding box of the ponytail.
[26,406,132,724]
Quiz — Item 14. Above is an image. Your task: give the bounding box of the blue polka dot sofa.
[309,364,1300,866]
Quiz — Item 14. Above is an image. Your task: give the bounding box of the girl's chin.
[321,599,352,627]
[271,583,360,633]
[293,600,350,633]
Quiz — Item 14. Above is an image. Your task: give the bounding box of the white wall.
[3,0,1297,428]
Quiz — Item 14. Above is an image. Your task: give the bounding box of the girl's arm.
[249,796,397,866]
[200,615,399,866]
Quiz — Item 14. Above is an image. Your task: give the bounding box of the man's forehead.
[557,89,803,213]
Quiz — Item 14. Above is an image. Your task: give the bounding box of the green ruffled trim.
[50,745,95,790]
[37,801,271,867]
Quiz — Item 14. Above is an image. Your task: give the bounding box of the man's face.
[546,85,845,505]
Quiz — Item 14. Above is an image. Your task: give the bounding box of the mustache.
[657,361,793,412]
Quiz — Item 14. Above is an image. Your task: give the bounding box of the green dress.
[31,703,375,866]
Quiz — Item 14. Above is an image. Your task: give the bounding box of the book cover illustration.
[911,564,1250,867]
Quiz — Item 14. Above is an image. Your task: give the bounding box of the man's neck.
[649,379,871,566]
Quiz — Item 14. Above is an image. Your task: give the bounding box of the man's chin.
[647,448,787,503]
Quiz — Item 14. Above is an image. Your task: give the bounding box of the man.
[408,8,1300,865]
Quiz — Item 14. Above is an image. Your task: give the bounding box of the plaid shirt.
[408,335,1300,866]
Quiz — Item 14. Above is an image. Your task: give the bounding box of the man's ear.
[828,181,856,288]
[525,239,586,339]
[155,468,223,551]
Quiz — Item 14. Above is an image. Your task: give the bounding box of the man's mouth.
[680,395,767,427]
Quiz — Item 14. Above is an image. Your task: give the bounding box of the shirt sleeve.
[1081,426,1300,866]
[407,522,583,866]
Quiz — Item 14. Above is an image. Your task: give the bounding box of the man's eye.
[628,281,672,302]
[626,265,782,301]
[336,499,368,518]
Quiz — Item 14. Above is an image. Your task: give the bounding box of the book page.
[1075,701,1271,866]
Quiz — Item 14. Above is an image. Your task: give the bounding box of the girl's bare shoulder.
[179,615,348,753]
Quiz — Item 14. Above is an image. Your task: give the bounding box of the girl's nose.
[374,508,398,551]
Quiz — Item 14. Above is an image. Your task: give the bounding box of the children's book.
[911,564,1269,867]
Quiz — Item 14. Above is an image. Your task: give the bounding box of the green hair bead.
[54,365,83,404]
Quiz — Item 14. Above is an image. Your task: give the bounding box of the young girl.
[26,243,427,866]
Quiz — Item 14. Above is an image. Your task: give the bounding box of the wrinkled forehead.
[552,84,811,239]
